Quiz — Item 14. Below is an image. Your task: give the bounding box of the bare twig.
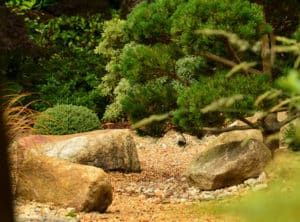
[201,124,256,134]
[223,38,242,64]
[237,116,259,128]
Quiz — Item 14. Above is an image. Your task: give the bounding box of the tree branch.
[223,38,242,64]
[279,113,300,128]
[201,124,257,134]
[222,38,251,75]
[169,71,191,86]
[237,116,259,128]
[202,52,262,75]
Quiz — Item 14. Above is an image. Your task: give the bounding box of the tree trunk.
[260,13,273,75]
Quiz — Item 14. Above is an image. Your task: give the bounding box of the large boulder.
[187,139,272,190]
[38,129,141,172]
[15,149,112,212]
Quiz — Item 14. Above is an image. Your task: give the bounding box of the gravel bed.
[14,132,268,221]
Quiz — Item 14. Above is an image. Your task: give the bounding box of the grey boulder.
[205,129,263,150]
[41,129,141,172]
[187,139,272,190]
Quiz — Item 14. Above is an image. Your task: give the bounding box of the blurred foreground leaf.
[220,151,300,222]
[133,112,172,129]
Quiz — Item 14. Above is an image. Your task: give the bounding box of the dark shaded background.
[0,84,14,222]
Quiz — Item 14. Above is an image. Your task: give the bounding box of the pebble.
[67,207,76,213]
[217,191,233,199]
[227,185,238,192]
[187,187,199,196]
[180,176,187,182]
[253,183,268,191]
[15,202,80,222]
[15,174,268,221]
[200,192,215,201]
[257,172,268,183]
[109,174,267,203]
[244,178,257,186]
[181,193,189,199]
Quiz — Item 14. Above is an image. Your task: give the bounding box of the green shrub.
[92,0,266,135]
[175,56,207,80]
[96,6,184,123]
[94,18,128,121]
[18,13,108,116]
[6,0,36,10]
[5,0,53,10]
[34,104,100,135]
[120,43,178,84]
[173,72,271,135]
[101,78,130,122]
[171,0,263,54]
[124,0,187,44]
[26,13,104,50]
[21,49,107,115]
[121,77,178,136]
[94,18,126,60]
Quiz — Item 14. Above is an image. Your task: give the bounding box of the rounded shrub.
[173,72,271,136]
[124,0,187,44]
[120,43,177,84]
[34,104,100,135]
[170,0,263,54]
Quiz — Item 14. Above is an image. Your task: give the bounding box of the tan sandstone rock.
[15,149,113,212]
